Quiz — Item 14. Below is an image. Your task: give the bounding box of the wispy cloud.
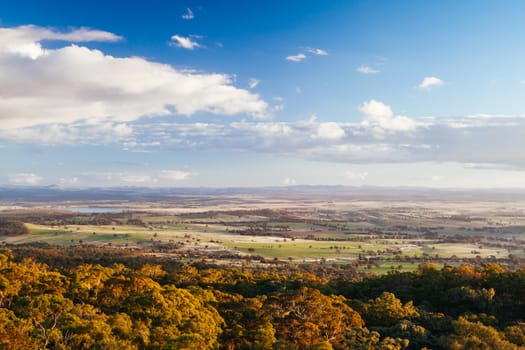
[306,48,328,56]
[120,175,151,183]
[0,122,135,146]
[59,177,79,185]
[170,34,202,50]
[83,170,197,186]
[286,53,306,62]
[0,25,122,59]
[8,173,43,184]
[357,65,380,74]
[345,171,368,181]
[181,8,194,20]
[419,76,444,90]
[159,170,197,181]
[287,48,328,62]
[248,78,261,89]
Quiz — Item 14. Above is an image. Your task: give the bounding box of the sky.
[1,0,525,188]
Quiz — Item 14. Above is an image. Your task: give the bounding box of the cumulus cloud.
[0,25,268,130]
[248,78,260,89]
[5,86,525,170]
[9,112,525,168]
[286,53,306,62]
[170,34,202,50]
[120,105,525,168]
[357,65,380,74]
[419,76,444,90]
[8,173,43,184]
[181,8,194,20]
[359,100,417,133]
[306,48,328,56]
[315,122,346,140]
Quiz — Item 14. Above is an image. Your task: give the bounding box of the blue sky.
[1,0,525,188]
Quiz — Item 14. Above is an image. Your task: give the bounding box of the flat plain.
[2,189,525,273]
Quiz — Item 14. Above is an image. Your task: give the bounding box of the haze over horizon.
[2,1,525,188]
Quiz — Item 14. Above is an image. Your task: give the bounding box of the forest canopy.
[0,246,525,349]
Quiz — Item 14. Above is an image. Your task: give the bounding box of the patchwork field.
[2,194,525,273]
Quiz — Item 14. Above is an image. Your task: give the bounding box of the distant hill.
[2,185,525,202]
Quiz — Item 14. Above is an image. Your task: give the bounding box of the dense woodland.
[0,219,29,236]
[1,245,525,349]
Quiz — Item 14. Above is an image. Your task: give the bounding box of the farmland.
[2,190,525,273]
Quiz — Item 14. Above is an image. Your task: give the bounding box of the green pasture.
[3,219,522,268]
[420,243,507,258]
[223,241,392,259]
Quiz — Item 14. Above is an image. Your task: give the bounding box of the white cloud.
[59,177,79,185]
[231,121,292,136]
[120,174,151,183]
[8,173,43,184]
[359,99,394,120]
[359,100,416,133]
[286,53,306,62]
[111,123,133,138]
[136,114,525,168]
[159,170,196,181]
[419,76,444,90]
[0,25,268,130]
[357,65,380,74]
[182,8,194,20]
[315,122,345,140]
[170,34,202,50]
[0,122,135,146]
[248,78,260,89]
[5,83,525,170]
[345,171,368,181]
[0,25,121,60]
[82,170,196,185]
[306,48,328,56]
[283,177,297,185]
